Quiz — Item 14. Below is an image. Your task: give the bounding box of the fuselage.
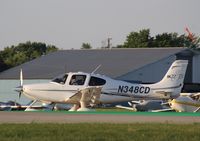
[21,71,181,104]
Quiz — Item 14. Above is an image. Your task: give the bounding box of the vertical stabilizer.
[152,60,188,98]
[157,60,188,86]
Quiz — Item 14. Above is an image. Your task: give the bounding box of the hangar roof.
[0,48,185,79]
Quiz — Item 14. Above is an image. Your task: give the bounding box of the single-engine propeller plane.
[15,60,188,111]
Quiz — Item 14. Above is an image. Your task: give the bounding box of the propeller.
[15,69,24,99]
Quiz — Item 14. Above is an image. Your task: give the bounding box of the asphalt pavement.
[0,111,200,123]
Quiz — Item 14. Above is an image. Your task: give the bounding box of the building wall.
[117,55,176,83]
[193,54,200,83]
[176,50,193,83]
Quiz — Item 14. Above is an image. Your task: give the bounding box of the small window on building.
[52,74,68,84]
[69,75,86,85]
[89,76,106,86]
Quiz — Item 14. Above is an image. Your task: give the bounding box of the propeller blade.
[20,69,23,86]
[15,69,24,99]
[19,92,22,99]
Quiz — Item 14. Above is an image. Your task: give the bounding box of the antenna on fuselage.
[91,65,101,74]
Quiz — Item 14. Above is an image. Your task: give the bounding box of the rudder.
[156,60,188,87]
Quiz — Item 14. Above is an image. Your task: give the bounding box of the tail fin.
[157,60,188,87]
[185,27,195,42]
[152,60,188,98]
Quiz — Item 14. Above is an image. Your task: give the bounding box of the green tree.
[152,33,179,47]
[0,41,58,72]
[120,29,199,48]
[123,29,151,48]
[81,43,92,49]
[46,45,58,53]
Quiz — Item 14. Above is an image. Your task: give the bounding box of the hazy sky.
[0,0,199,49]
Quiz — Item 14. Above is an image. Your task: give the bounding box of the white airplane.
[16,60,188,111]
[0,101,20,111]
[0,100,50,111]
[169,93,200,112]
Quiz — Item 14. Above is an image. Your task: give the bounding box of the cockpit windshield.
[69,75,86,85]
[52,74,68,84]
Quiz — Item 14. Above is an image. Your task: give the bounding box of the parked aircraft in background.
[129,93,200,112]
[169,93,200,112]
[116,100,165,112]
[185,27,194,41]
[15,60,188,111]
[0,100,73,111]
[0,100,49,111]
[152,93,200,112]
[0,101,20,111]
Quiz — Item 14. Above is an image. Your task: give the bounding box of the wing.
[188,93,200,101]
[192,93,200,97]
[181,92,200,97]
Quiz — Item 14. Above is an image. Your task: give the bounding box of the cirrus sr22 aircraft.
[16,60,188,111]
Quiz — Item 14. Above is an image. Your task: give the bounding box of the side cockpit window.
[69,75,86,85]
[52,74,68,84]
[89,76,106,86]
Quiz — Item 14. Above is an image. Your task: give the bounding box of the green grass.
[0,123,200,141]
[24,109,200,117]
[96,107,132,112]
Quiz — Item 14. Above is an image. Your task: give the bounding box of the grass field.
[0,123,200,141]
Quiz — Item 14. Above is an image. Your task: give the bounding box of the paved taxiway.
[0,111,200,123]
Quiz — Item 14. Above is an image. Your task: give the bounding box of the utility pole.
[101,37,112,49]
[107,37,112,48]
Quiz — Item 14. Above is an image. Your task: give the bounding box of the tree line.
[0,41,58,72]
[81,29,200,49]
[119,29,199,48]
